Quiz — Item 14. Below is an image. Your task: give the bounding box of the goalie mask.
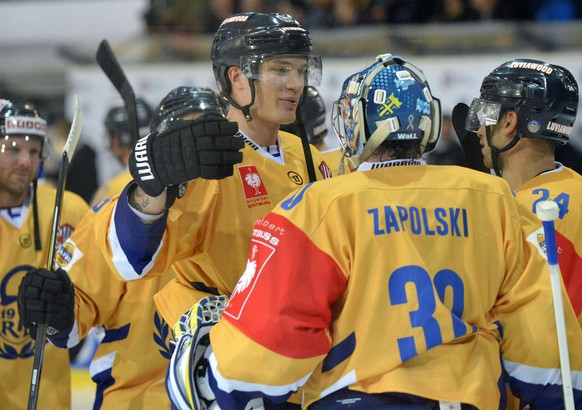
[467,59,578,145]
[150,86,227,133]
[332,54,441,168]
[211,12,321,121]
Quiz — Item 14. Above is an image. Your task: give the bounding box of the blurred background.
[2,0,582,187]
[1,0,582,407]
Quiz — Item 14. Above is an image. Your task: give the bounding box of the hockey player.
[463,59,582,327]
[90,97,153,206]
[281,86,346,175]
[165,54,582,409]
[17,11,329,409]
[0,100,88,409]
[18,88,227,409]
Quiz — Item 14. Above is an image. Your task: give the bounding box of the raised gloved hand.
[451,103,489,173]
[17,267,75,339]
[129,113,243,197]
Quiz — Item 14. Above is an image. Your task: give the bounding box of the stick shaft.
[27,98,82,410]
[541,218,575,409]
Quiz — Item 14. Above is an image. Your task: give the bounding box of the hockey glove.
[17,267,75,339]
[129,113,243,197]
[452,103,489,173]
[166,295,228,410]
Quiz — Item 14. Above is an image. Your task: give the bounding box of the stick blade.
[96,39,139,143]
[63,95,83,160]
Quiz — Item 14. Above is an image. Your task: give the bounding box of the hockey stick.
[536,200,575,410]
[296,104,317,183]
[294,86,318,182]
[27,96,83,410]
[96,39,139,143]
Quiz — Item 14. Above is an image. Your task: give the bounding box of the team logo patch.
[379,93,402,116]
[55,242,75,267]
[238,165,272,209]
[1,265,36,359]
[226,241,275,320]
[318,161,332,179]
[528,120,541,134]
[56,224,74,246]
[19,234,32,248]
[287,171,303,185]
[537,233,547,255]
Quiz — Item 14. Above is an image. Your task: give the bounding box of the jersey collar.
[357,158,426,172]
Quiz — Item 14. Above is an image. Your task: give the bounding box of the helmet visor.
[241,55,322,87]
[465,98,502,131]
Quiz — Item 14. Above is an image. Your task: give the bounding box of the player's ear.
[504,110,519,136]
[228,66,245,90]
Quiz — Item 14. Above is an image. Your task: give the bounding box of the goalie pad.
[166,295,228,410]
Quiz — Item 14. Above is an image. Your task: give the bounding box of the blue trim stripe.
[102,323,130,344]
[322,332,356,373]
[114,186,167,275]
[91,367,114,410]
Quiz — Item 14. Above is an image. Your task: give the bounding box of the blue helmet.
[332,54,441,167]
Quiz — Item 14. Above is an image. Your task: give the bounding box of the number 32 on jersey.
[388,265,477,362]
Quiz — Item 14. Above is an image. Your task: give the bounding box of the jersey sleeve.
[93,181,217,282]
[208,209,347,406]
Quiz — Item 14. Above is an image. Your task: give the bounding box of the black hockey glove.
[129,113,243,197]
[17,267,75,339]
[451,103,489,173]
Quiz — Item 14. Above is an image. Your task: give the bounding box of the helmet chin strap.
[486,126,521,177]
[227,78,256,122]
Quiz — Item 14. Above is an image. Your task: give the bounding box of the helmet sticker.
[508,61,553,74]
[527,120,541,134]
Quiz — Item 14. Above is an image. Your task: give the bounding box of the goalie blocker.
[167,296,236,410]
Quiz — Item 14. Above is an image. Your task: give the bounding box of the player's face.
[475,121,505,169]
[0,135,42,204]
[252,56,307,127]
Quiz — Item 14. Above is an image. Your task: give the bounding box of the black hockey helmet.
[150,86,226,132]
[0,99,48,158]
[104,98,153,146]
[469,59,578,145]
[280,86,328,145]
[210,12,321,121]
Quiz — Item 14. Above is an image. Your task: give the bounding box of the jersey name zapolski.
[208,163,582,409]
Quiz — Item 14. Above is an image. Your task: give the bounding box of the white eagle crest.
[232,245,258,296]
[245,171,262,195]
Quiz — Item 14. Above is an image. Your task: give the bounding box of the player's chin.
[278,110,297,125]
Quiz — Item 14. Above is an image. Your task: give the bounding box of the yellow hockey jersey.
[514,163,582,325]
[0,183,88,410]
[90,169,131,208]
[54,172,175,410]
[107,131,331,325]
[208,162,582,409]
[46,131,330,407]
